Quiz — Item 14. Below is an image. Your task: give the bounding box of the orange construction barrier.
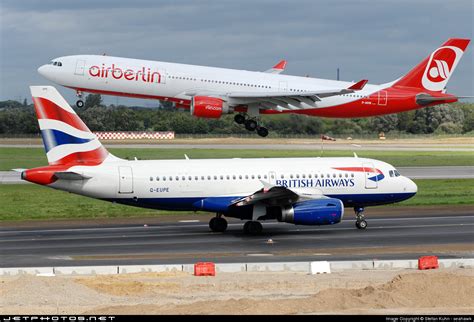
[194,262,216,276]
[418,256,439,270]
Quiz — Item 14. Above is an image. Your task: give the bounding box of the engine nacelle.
[190,96,231,119]
[278,198,344,225]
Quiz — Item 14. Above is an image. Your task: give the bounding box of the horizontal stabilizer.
[53,171,91,180]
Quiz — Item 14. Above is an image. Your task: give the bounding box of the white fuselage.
[38,55,385,108]
[50,156,417,213]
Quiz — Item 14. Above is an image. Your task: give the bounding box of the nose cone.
[37,64,48,77]
[404,177,418,198]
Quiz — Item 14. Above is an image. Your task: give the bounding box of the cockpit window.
[394,170,401,177]
[389,170,394,177]
[51,61,62,66]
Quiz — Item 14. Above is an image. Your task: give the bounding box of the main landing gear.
[209,214,228,232]
[234,113,269,137]
[354,207,368,229]
[76,90,84,108]
[243,221,263,234]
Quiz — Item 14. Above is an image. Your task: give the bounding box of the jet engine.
[190,96,231,118]
[277,198,344,225]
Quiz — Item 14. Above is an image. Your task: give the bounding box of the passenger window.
[264,175,267,179]
[252,175,255,179]
[214,175,217,180]
[308,174,312,178]
[163,177,166,181]
[220,175,224,180]
[182,176,185,181]
[156,177,160,181]
[176,176,179,181]
[257,175,261,179]
[245,175,248,179]
[239,175,242,179]
[226,175,230,180]
[169,176,173,181]
[207,176,211,180]
[195,176,198,180]
[188,176,192,180]
[150,177,153,181]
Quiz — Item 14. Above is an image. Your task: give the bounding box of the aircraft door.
[378,90,387,106]
[363,162,378,189]
[118,166,134,193]
[279,81,288,92]
[74,60,86,76]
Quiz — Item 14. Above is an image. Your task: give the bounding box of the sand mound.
[85,271,474,315]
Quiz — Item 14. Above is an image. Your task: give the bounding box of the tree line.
[0,94,473,136]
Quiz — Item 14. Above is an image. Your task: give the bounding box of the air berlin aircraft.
[37,38,470,137]
[19,86,418,233]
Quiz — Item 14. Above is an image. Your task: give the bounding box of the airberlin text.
[89,64,161,84]
[275,178,355,188]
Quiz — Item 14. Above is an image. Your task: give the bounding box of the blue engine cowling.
[278,198,344,225]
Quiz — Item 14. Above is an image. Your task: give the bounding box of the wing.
[264,60,287,74]
[227,79,368,111]
[185,79,368,112]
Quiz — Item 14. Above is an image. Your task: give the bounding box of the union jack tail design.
[30,86,117,166]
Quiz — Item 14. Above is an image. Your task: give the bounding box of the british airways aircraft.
[37,38,470,137]
[20,86,417,233]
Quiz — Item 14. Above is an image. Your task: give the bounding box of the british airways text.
[275,178,355,188]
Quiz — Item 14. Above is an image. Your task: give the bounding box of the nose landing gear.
[354,207,367,229]
[234,113,269,137]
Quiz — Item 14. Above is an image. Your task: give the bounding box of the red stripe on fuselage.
[32,97,90,131]
[333,167,382,174]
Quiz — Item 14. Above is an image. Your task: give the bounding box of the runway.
[1,166,473,184]
[1,207,473,268]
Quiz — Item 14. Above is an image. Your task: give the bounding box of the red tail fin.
[394,38,470,92]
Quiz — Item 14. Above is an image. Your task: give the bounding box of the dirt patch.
[1,269,473,315]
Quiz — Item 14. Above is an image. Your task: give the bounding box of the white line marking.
[178,220,200,223]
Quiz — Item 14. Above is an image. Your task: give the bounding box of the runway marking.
[1,223,473,245]
[247,253,274,257]
[1,215,473,235]
[178,220,200,223]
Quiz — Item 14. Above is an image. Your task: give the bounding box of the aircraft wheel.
[210,217,227,232]
[234,114,246,124]
[356,220,367,230]
[245,119,258,131]
[243,221,263,234]
[76,100,84,108]
[256,127,269,137]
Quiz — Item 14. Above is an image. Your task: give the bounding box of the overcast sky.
[0,0,472,106]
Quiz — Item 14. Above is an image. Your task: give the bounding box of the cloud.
[0,0,472,104]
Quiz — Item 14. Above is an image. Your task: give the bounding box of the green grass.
[0,147,473,170]
[1,179,472,221]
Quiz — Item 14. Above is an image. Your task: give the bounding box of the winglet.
[265,60,287,74]
[348,79,368,90]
